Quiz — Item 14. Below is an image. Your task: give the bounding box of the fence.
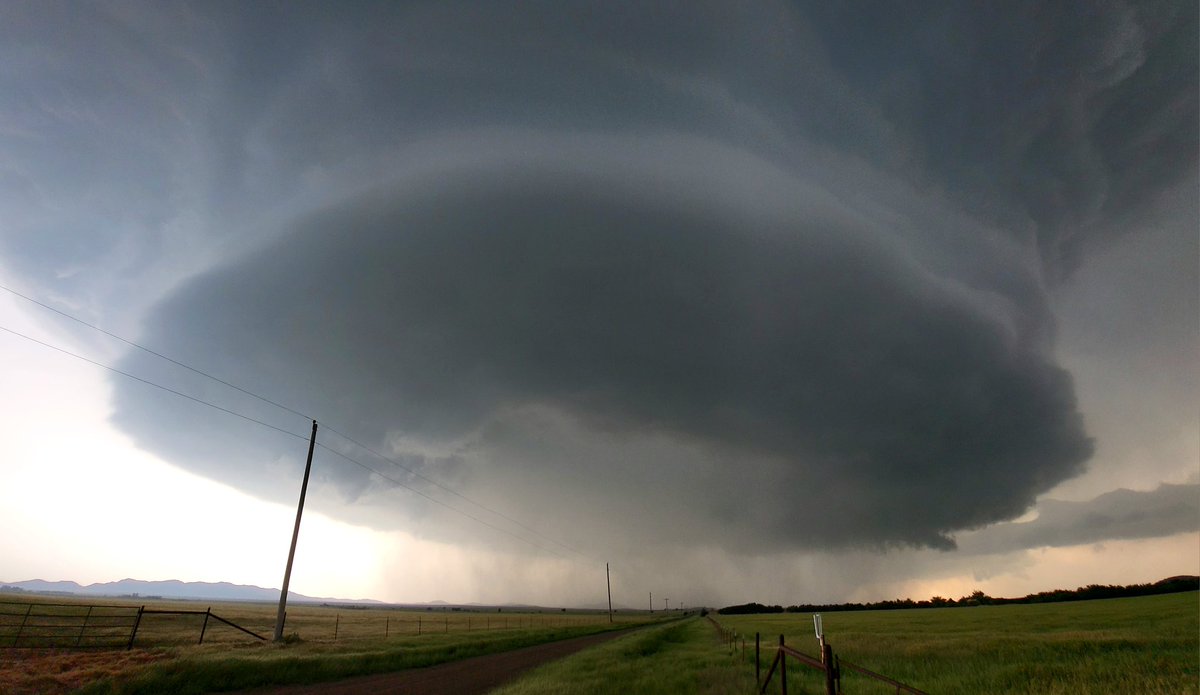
[1,602,139,649]
[328,613,577,640]
[0,602,265,649]
[286,611,620,642]
[710,618,927,695]
[1,599,618,649]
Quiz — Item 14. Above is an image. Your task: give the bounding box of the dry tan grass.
[0,593,639,693]
[0,648,171,695]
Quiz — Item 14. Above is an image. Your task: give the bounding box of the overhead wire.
[0,324,309,442]
[0,282,314,422]
[0,320,575,559]
[0,287,601,563]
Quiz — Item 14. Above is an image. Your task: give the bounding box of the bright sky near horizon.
[1,1,1197,608]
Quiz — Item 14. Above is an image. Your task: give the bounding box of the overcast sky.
[1,1,1196,608]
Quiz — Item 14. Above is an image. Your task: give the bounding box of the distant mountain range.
[0,578,381,604]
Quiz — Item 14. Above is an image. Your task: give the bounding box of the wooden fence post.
[755,632,760,687]
[779,634,787,695]
[822,642,836,695]
[385,616,389,638]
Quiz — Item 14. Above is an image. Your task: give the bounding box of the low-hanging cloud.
[93,1,1196,556]
[113,137,1091,551]
[960,482,1200,554]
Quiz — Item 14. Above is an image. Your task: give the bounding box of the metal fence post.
[198,608,211,645]
[13,603,32,647]
[126,606,144,651]
[75,605,93,647]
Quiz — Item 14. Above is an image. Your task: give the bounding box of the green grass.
[74,622,649,694]
[716,592,1200,694]
[13,592,1197,693]
[491,617,755,695]
[0,593,625,647]
[0,594,658,694]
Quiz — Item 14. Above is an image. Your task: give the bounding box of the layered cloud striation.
[97,1,1196,554]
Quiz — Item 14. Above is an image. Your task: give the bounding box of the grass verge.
[717,591,1199,694]
[490,617,755,695]
[73,622,643,694]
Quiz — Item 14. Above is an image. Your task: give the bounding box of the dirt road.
[237,628,632,695]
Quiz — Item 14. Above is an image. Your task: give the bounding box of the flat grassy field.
[5,593,1195,694]
[716,591,1199,694]
[492,616,753,695]
[0,593,622,647]
[0,594,655,694]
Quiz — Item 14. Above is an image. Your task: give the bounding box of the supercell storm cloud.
[115,141,1093,551]
[86,1,1197,553]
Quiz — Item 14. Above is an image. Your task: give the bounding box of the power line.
[2,283,599,565]
[0,282,313,422]
[0,321,584,562]
[0,324,309,442]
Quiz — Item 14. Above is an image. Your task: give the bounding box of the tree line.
[717,575,1199,615]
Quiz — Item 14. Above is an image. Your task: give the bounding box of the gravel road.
[234,628,633,695]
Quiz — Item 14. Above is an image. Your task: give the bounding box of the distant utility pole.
[274,420,318,642]
[664,598,669,611]
[606,563,613,623]
[649,591,653,613]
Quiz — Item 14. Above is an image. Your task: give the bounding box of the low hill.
[0,578,380,604]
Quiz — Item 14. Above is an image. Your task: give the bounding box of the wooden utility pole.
[606,563,613,623]
[649,591,653,613]
[664,597,669,611]
[274,420,318,642]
